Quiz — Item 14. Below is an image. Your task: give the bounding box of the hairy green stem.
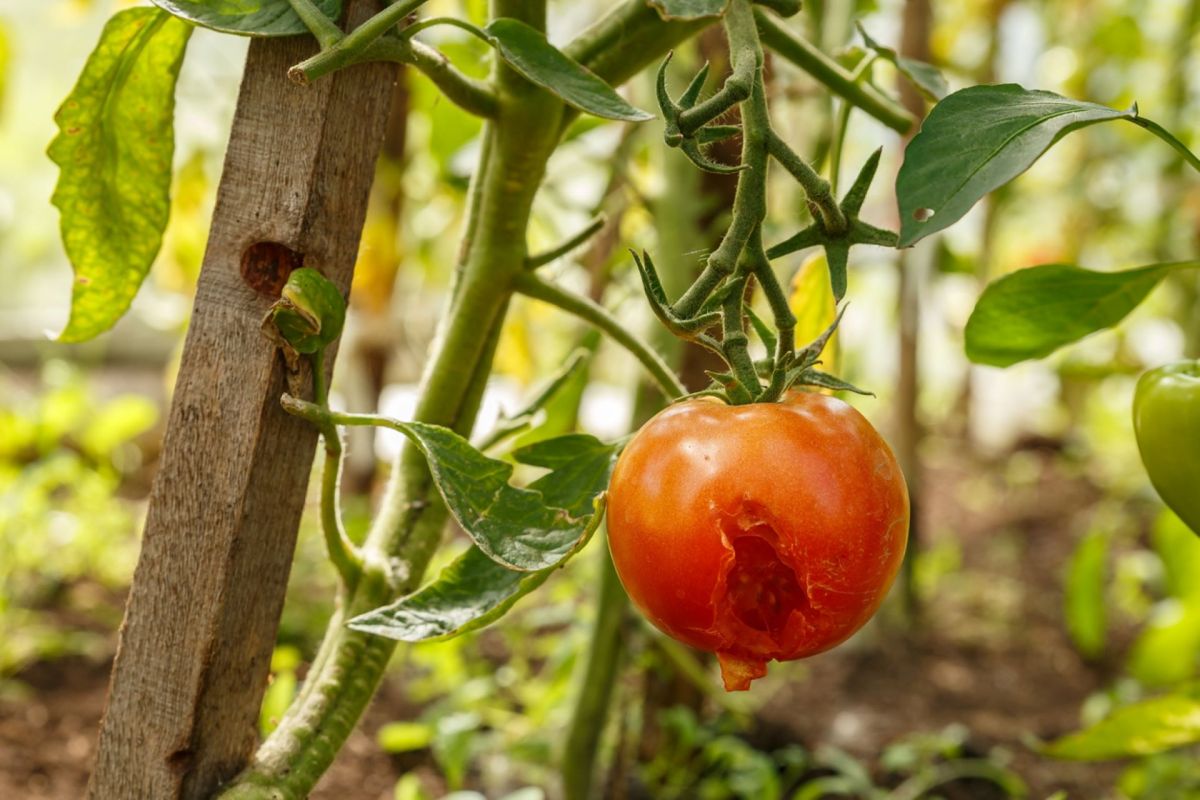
[755,9,915,134]
[767,130,846,233]
[513,271,686,400]
[828,53,878,195]
[672,0,765,320]
[311,349,361,590]
[564,1,709,90]
[372,38,500,116]
[525,215,607,269]
[721,271,759,398]
[288,0,431,83]
[746,228,794,357]
[287,0,344,48]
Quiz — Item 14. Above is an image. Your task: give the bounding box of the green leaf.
[897,85,1135,247]
[348,431,616,641]
[1042,687,1200,760]
[513,433,616,516]
[964,262,1196,367]
[648,0,729,19]
[857,24,947,102]
[48,8,192,342]
[347,503,603,642]
[1064,528,1109,659]
[402,423,613,571]
[151,0,342,37]
[485,18,653,122]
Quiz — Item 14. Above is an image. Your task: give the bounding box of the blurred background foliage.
[2,0,1200,798]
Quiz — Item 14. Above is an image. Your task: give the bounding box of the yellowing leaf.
[789,253,838,373]
[49,8,192,342]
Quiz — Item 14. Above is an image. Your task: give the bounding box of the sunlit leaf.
[897,85,1134,246]
[393,773,431,800]
[964,262,1196,366]
[486,18,653,121]
[78,395,158,460]
[258,670,296,736]
[857,24,947,101]
[1042,687,1200,760]
[151,0,342,36]
[648,0,729,19]
[1064,528,1109,659]
[377,722,434,753]
[48,8,192,342]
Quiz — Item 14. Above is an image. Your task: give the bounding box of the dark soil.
[0,439,1139,799]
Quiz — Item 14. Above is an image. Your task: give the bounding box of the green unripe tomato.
[268,268,346,354]
[1133,360,1200,535]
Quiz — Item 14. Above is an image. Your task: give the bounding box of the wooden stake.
[88,5,395,797]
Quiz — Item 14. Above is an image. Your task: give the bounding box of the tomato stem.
[642,0,880,404]
[311,347,362,591]
[514,271,687,400]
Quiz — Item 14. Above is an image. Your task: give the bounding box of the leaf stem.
[747,228,795,357]
[395,15,491,43]
[286,0,344,48]
[310,349,362,592]
[721,271,760,395]
[525,215,607,269]
[288,0,431,83]
[828,53,878,195]
[513,271,686,400]
[754,9,915,134]
[367,38,500,116]
[768,130,846,233]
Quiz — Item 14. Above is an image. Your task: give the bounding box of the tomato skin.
[1134,361,1200,535]
[606,392,909,691]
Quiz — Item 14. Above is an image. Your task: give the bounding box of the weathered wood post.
[88,4,396,797]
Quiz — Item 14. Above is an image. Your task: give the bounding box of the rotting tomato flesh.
[606,392,910,691]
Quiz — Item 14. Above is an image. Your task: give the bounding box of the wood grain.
[88,4,396,797]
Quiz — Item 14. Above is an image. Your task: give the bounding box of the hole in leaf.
[912,207,935,222]
[241,241,304,298]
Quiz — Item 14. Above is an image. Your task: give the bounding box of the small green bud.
[268,268,346,354]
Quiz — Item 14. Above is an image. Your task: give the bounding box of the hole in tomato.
[724,532,806,636]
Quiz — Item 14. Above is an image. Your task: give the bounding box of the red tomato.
[606,392,909,691]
